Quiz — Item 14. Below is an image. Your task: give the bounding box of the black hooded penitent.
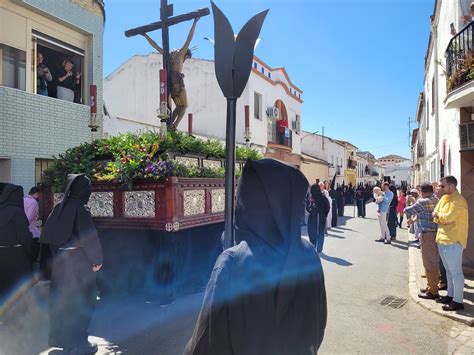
[41,174,103,350]
[185,159,327,355]
[0,183,33,301]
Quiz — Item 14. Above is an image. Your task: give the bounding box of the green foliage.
[236,146,262,161]
[42,131,258,191]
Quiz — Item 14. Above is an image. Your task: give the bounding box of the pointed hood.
[235,159,309,322]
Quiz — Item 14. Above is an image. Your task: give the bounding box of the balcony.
[347,158,357,169]
[460,122,474,151]
[445,22,474,108]
[267,121,292,150]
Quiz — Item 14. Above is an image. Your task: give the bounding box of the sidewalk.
[407,233,474,326]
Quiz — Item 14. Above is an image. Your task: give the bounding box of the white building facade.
[104,54,303,167]
[417,0,474,275]
[300,131,345,186]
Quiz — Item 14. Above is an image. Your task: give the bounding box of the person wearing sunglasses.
[432,176,469,311]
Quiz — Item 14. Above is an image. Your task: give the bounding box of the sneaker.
[418,292,440,300]
[436,295,453,304]
[375,238,385,242]
[384,240,391,245]
[442,301,465,311]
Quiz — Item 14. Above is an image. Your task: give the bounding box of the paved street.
[0,203,467,355]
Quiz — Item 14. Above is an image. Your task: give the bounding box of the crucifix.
[125,1,210,131]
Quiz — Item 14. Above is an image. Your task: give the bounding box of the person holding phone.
[57,58,81,102]
[37,51,52,96]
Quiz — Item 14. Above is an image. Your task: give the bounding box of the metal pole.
[160,0,172,129]
[224,98,237,249]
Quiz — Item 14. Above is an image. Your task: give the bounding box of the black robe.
[0,184,33,301]
[185,159,327,355]
[306,185,330,247]
[41,175,102,349]
[387,187,398,238]
[336,188,344,216]
[328,190,337,227]
[356,189,366,217]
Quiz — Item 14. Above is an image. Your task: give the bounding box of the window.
[253,62,257,69]
[0,158,12,182]
[32,31,85,103]
[261,67,265,74]
[431,77,435,114]
[254,92,262,119]
[35,158,54,185]
[0,44,26,90]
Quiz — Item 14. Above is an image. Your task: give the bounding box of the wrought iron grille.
[460,122,474,151]
[267,121,292,148]
[417,140,425,158]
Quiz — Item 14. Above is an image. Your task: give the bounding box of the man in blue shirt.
[375,182,394,244]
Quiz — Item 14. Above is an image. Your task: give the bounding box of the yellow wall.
[301,159,329,185]
[345,144,357,185]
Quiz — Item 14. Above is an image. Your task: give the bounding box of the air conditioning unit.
[266,107,280,119]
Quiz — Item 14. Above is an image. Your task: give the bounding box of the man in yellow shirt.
[432,176,469,311]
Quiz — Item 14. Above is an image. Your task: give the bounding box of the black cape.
[0,184,33,300]
[185,159,327,355]
[40,175,102,349]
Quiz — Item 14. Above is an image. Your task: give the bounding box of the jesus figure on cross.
[142,17,200,130]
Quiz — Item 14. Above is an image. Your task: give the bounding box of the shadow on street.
[320,253,353,267]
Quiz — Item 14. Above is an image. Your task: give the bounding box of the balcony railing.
[347,159,357,169]
[267,121,292,149]
[460,122,474,151]
[446,22,474,93]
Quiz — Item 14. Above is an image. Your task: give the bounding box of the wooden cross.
[125,0,209,128]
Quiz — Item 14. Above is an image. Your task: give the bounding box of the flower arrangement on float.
[42,131,261,192]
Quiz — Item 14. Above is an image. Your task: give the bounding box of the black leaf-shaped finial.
[212,2,268,99]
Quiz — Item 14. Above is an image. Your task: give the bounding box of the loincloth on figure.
[170,70,185,98]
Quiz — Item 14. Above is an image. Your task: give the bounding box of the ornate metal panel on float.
[41,177,228,232]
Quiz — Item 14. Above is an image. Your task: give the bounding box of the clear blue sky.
[104,0,434,159]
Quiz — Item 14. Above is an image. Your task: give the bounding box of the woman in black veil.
[41,174,102,354]
[0,183,33,301]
